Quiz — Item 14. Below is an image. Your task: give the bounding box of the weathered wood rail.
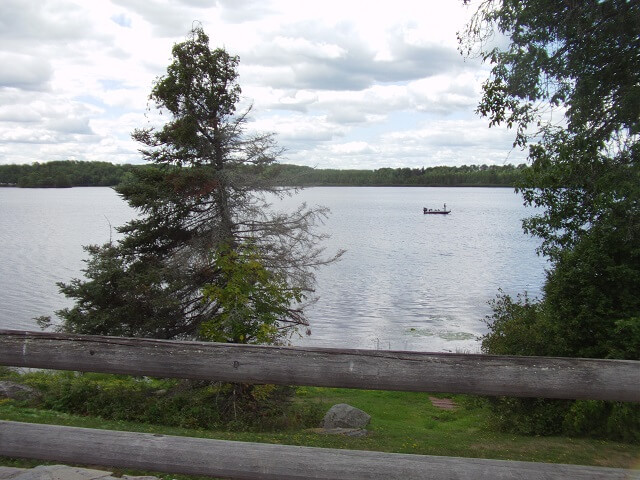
[1,330,638,401]
[0,420,634,480]
[1,329,639,479]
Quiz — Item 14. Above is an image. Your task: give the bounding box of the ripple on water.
[0,186,546,352]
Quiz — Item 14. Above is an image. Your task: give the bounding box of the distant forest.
[0,161,139,188]
[0,161,527,188]
[265,163,527,187]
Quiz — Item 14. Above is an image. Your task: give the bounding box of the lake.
[0,186,547,353]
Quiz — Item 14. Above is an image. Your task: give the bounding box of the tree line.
[0,161,527,188]
[0,160,138,188]
[266,163,525,186]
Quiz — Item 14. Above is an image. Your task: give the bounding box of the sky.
[0,0,527,169]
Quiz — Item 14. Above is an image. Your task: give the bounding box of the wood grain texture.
[0,421,634,480]
[0,330,638,401]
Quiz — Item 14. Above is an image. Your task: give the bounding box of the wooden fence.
[0,329,638,479]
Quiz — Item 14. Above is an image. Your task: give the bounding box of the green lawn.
[2,386,639,472]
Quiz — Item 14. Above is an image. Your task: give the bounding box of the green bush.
[564,401,640,443]
[488,397,573,436]
[14,371,317,431]
[482,290,640,443]
[481,291,554,356]
[487,396,640,443]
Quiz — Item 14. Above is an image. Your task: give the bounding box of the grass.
[1,382,639,473]
[293,388,640,468]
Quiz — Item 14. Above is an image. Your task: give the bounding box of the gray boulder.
[322,403,371,429]
[3,466,112,480]
[0,466,161,480]
[0,381,41,401]
[0,467,27,480]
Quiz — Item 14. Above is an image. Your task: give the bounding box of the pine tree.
[52,27,341,344]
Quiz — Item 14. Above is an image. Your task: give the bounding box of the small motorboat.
[423,203,451,215]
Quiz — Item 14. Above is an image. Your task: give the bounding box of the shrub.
[482,292,640,443]
[17,371,316,431]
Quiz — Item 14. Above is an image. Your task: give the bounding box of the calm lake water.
[0,186,547,353]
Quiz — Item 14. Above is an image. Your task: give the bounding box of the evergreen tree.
[50,27,341,344]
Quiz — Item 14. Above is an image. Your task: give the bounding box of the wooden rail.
[1,330,639,479]
[0,330,638,401]
[0,330,640,402]
[0,421,633,480]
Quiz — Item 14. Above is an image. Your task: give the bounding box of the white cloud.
[0,53,53,90]
[45,117,94,135]
[271,36,347,60]
[330,141,375,155]
[0,0,520,168]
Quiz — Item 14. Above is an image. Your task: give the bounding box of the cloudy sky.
[0,0,525,169]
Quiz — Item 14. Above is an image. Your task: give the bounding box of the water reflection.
[0,186,547,353]
[280,187,547,352]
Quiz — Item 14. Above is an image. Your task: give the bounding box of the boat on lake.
[423,203,451,215]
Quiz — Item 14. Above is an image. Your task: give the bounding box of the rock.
[0,381,41,401]
[322,403,371,429]
[6,466,113,480]
[0,466,162,480]
[0,467,27,480]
